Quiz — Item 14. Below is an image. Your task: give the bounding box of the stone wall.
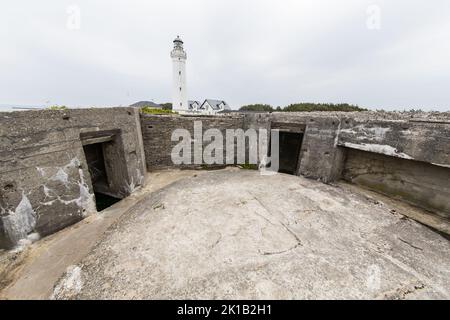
[141,112,345,182]
[0,107,145,249]
[141,114,247,169]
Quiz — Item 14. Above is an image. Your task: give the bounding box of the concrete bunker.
[1,109,450,299]
[0,107,146,250]
[1,109,449,250]
[80,130,128,211]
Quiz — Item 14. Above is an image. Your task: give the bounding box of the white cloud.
[0,0,449,110]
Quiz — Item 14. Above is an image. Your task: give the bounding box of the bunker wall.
[141,114,248,169]
[343,149,450,217]
[0,107,146,249]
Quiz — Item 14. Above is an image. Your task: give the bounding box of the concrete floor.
[42,168,450,300]
[0,169,202,299]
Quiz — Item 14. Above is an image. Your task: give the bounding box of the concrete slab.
[50,169,450,299]
[0,169,201,299]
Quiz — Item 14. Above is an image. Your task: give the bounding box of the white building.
[171,37,231,115]
[188,100,201,111]
[171,36,188,113]
[187,99,231,114]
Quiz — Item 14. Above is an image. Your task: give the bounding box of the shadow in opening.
[83,142,118,211]
[278,131,304,175]
[94,192,121,211]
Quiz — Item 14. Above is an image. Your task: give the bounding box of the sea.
[0,104,44,112]
[0,104,123,112]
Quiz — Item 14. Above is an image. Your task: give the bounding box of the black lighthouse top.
[173,36,183,44]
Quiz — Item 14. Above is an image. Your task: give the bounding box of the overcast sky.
[1,0,450,111]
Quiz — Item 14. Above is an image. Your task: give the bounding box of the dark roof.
[188,100,201,110]
[201,99,231,110]
[130,101,162,108]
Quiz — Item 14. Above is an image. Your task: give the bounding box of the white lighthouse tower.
[171,36,188,113]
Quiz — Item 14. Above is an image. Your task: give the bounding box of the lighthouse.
[171,36,188,113]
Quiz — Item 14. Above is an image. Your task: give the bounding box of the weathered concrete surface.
[0,169,201,299]
[52,169,450,299]
[140,112,449,222]
[0,108,146,249]
[338,116,450,167]
[342,182,450,236]
[343,149,450,217]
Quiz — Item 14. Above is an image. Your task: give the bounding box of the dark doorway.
[82,142,120,211]
[278,132,303,174]
[83,143,108,190]
[81,129,131,211]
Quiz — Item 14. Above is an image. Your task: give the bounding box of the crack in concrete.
[367,243,449,298]
[258,242,302,256]
[378,281,426,299]
[248,195,277,226]
[210,233,222,249]
[398,237,423,251]
[280,222,303,247]
[249,192,303,255]
[252,210,277,226]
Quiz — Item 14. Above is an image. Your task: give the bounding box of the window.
[179,87,182,91]
[180,102,182,106]
[179,71,181,75]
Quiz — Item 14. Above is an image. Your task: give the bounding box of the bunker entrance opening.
[81,130,128,211]
[278,131,303,175]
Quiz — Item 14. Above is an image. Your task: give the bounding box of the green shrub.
[239,163,258,170]
[238,103,367,112]
[47,105,68,110]
[140,107,177,115]
[239,104,273,112]
[283,103,366,112]
[159,103,173,110]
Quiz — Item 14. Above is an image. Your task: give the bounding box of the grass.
[140,107,177,115]
[239,163,258,170]
[47,105,68,110]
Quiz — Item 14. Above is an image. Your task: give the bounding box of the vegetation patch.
[140,107,177,115]
[239,103,367,112]
[239,104,273,112]
[159,103,173,110]
[47,105,68,110]
[284,103,366,112]
[239,163,258,170]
